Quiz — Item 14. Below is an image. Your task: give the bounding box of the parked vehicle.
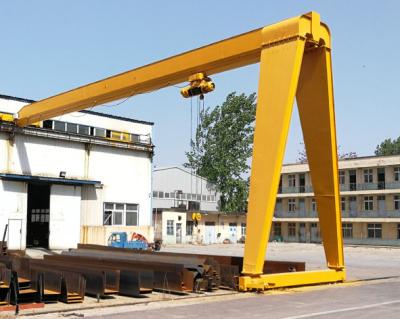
[107,232,161,251]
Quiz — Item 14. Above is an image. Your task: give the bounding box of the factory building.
[152,166,246,244]
[273,155,400,245]
[0,94,154,250]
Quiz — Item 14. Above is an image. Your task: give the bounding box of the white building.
[0,94,154,250]
[152,166,219,212]
[152,166,222,244]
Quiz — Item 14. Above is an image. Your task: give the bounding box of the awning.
[0,173,102,187]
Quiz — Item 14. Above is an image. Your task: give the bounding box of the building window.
[165,192,170,198]
[241,223,246,236]
[342,223,353,238]
[274,222,282,237]
[311,198,317,212]
[186,221,194,236]
[78,124,90,135]
[66,122,78,134]
[152,191,158,198]
[367,223,382,239]
[158,191,164,199]
[398,224,400,240]
[363,169,373,183]
[395,195,400,210]
[288,223,296,237]
[364,196,373,211]
[103,203,138,226]
[167,220,174,235]
[93,127,106,137]
[202,195,206,201]
[394,167,400,182]
[288,199,296,212]
[288,174,296,187]
[339,170,345,185]
[341,197,346,211]
[125,204,138,226]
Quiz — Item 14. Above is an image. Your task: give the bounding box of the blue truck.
[107,232,161,251]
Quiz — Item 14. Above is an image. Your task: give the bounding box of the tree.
[185,92,256,213]
[375,137,400,156]
[297,143,357,163]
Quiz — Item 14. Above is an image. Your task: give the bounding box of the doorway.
[176,223,182,244]
[27,183,50,248]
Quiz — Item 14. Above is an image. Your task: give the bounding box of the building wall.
[157,211,246,245]
[0,180,27,250]
[152,167,219,212]
[0,96,153,250]
[161,211,187,244]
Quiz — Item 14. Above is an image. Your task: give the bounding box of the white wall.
[153,167,219,211]
[0,181,27,249]
[11,135,85,178]
[87,145,152,226]
[49,185,81,249]
[161,211,187,244]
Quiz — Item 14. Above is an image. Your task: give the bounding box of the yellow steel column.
[242,38,305,275]
[296,46,344,269]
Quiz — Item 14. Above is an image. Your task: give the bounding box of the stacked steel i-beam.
[0,245,305,312]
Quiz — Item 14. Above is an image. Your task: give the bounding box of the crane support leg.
[240,25,345,291]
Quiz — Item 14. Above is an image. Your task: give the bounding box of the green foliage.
[185,92,256,213]
[375,137,400,156]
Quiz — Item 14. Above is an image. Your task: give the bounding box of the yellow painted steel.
[13,11,345,291]
[16,12,330,127]
[239,269,346,291]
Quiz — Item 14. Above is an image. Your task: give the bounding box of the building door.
[299,199,305,217]
[378,196,385,213]
[8,219,22,250]
[310,223,320,243]
[378,168,385,189]
[204,222,216,244]
[349,197,357,217]
[27,183,50,248]
[299,223,306,243]
[299,174,305,193]
[349,170,357,191]
[176,223,182,244]
[229,223,237,243]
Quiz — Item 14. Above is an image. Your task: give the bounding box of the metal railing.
[274,211,318,218]
[278,182,400,194]
[275,210,400,218]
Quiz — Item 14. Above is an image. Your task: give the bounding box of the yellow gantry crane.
[13,11,345,291]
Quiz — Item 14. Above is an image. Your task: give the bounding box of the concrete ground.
[13,243,400,318]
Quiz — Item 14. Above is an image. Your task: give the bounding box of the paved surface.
[17,243,400,318]
[164,242,400,281]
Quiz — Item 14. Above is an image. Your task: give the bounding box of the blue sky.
[1,1,399,167]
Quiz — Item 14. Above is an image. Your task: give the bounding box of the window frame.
[288,174,296,188]
[288,198,296,212]
[342,223,353,238]
[288,223,296,237]
[363,168,373,183]
[364,196,374,211]
[394,167,400,182]
[367,223,382,239]
[166,220,174,236]
[395,195,400,210]
[103,202,139,226]
[339,170,345,185]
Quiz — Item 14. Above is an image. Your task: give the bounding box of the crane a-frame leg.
[239,27,345,290]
